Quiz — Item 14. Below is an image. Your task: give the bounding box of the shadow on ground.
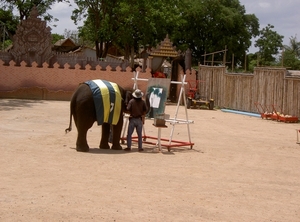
[69,146,202,155]
[0,99,45,111]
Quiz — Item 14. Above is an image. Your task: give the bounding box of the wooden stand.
[152,124,168,151]
[120,72,194,152]
[296,129,300,144]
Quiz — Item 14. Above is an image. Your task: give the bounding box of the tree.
[71,0,120,59]
[63,29,82,45]
[281,35,300,70]
[0,8,19,42]
[172,0,259,66]
[284,35,300,59]
[113,0,183,62]
[246,53,258,72]
[51,33,64,44]
[0,0,66,24]
[281,49,300,70]
[255,24,284,66]
[72,0,183,60]
[71,0,259,67]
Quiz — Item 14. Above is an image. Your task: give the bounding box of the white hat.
[132,89,144,98]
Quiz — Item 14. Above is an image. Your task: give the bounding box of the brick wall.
[0,59,193,101]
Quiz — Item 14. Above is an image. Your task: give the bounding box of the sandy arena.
[0,99,300,221]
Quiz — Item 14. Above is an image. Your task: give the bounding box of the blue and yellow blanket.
[85,80,122,125]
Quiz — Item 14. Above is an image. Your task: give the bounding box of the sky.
[48,1,82,34]
[49,0,300,53]
[239,0,300,52]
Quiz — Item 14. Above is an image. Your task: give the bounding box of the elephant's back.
[73,83,93,100]
[72,83,96,118]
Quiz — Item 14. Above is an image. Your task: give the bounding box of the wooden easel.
[121,71,194,151]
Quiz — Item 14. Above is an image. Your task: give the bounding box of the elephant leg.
[111,117,123,150]
[75,116,95,152]
[100,123,111,149]
[74,101,95,152]
[76,128,89,152]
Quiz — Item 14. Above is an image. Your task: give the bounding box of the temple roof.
[150,35,180,58]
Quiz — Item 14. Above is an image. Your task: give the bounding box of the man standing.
[124,89,147,152]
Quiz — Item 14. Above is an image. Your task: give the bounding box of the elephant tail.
[65,125,72,134]
[65,114,72,134]
[65,99,74,134]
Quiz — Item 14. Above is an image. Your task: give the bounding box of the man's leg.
[136,119,143,150]
[125,119,134,151]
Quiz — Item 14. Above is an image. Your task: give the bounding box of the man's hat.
[132,89,144,98]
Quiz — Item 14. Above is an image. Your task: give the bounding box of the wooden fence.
[198,65,300,118]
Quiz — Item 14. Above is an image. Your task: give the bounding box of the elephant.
[65,79,133,152]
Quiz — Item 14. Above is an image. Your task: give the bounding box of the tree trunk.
[95,40,100,59]
[130,46,135,69]
[124,44,130,61]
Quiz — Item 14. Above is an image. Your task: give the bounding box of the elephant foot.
[76,146,89,152]
[111,144,123,150]
[76,139,90,152]
[99,143,110,149]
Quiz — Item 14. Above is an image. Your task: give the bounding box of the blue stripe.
[101,80,116,124]
[221,109,261,118]
[85,80,104,124]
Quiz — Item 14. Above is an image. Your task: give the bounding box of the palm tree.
[284,35,300,58]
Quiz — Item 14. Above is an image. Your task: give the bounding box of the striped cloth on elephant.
[85,80,122,125]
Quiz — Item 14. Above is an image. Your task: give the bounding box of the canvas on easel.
[146,78,171,118]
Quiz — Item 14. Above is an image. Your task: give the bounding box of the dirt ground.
[1,98,300,222]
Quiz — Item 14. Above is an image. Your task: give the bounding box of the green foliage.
[0,8,19,40]
[255,24,284,66]
[280,36,300,70]
[1,0,66,22]
[172,0,259,66]
[246,53,258,72]
[72,0,259,65]
[284,35,300,58]
[114,0,183,59]
[51,33,64,44]
[281,50,300,70]
[72,0,121,58]
[1,39,12,51]
[72,0,184,60]
[0,0,280,71]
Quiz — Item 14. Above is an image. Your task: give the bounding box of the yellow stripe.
[110,82,122,125]
[92,80,110,123]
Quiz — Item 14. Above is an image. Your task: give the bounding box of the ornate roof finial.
[150,34,179,58]
[29,6,39,19]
